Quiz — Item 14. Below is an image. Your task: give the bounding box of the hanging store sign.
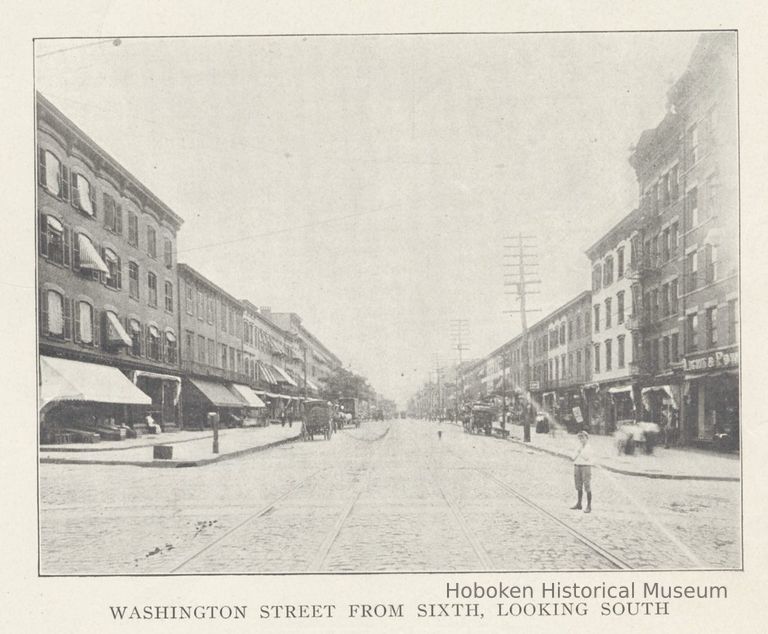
[683,346,739,372]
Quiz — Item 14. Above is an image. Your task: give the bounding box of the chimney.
[260,306,272,318]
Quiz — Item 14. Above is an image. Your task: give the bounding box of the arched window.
[75,300,95,345]
[72,173,95,216]
[147,325,161,360]
[39,215,71,266]
[165,331,177,364]
[147,225,157,258]
[129,319,142,356]
[40,289,71,338]
[103,248,121,289]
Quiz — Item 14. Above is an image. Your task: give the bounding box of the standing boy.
[571,430,593,513]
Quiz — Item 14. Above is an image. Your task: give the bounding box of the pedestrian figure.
[571,431,593,513]
[438,430,443,440]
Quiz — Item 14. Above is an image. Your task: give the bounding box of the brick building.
[37,93,185,440]
[628,32,738,447]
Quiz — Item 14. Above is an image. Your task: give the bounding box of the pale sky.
[35,32,701,407]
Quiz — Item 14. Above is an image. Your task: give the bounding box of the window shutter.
[116,204,123,235]
[39,215,48,257]
[100,246,107,285]
[38,148,47,188]
[62,227,71,267]
[116,256,122,289]
[73,233,80,270]
[71,172,79,210]
[93,308,100,348]
[61,166,70,201]
[73,299,80,343]
[63,296,72,340]
[145,325,150,359]
[39,288,48,336]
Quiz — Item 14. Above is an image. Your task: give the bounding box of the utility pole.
[503,233,541,442]
[433,353,444,420]
[449,319,469,417]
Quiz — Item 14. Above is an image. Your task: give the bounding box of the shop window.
[104,194,122,234]
[129,262,140,299]
[147,225,157,258]
[72,173,95,216]
[128,212,139,247]
[103,248,121,290]
[148,271,158,307]
[165,281,174,312]
[39,215,71,267]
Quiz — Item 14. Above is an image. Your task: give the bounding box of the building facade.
[37,93,185,439]
[628,32,738,447]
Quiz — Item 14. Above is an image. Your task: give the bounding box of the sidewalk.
[39,424,302,468]
[505,424,740,481]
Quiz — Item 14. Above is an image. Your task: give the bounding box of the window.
[75,300,95,345]
[669,164,679,200]
[650,339,659,372]
[603,256,614,286]
[72,233,103,281]
[593,343,601,373]
[662,229,670,262]
[128,212,139,247]
[671,333,680,363]
[39,215,71,267]
[670,279,679,314]
[146,225,157,258]
[585,310,590,334]
[72,173,95,216]
[229,347,236,371]
[605,298,612,329]
[208,339,216,365]
[197,289,205,321]
[688,124,699,166]
[129,262,139,299]
[616,335,625,369]
[593,305,600,333]
[554,357,559,381]
[662,336,670,368]
[617,247,624,278]
[103,194,122,234]
[185,330,194,361]
[617,291,625,324]
[576,350,582,376]
[221,344,228,369]
[148,272,158,307]
[185,284,194,314]
[221,303,228,333]
[198,334,207,364]
[686,313,699,352]
[40,289,70,339]
[166,332,177,364]
[164,238,173,269]
[651,183,659,214]
[728,300,738,344]
[704,244,718,284]
[165,281,174,312]
[650,289,659,323]
[605,339,612,371]
[207,296,214,324]
[576,314,582,336]
[585,346,591,374]
[686,251,698,293]
[706,173,719,219]
[129,319,142,356]
[39,149,66,198]
[592,264,602,292]
[685,187,698,230]
[661,173,670,206]
[103,248,121,290]
[669,223,678,258]
[568,320,573,341]
[560,323,566,345]
[661,283,670,317]
[707,307,718,347]
[146,325,160,360]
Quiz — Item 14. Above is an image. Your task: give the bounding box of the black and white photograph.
[32,30,742,578]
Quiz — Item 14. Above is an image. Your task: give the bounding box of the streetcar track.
[440,441,633,570]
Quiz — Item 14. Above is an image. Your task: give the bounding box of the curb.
[40,432,217,453]
[506,437,740,482]
[40,433,302,468]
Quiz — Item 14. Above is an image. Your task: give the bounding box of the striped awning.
[105,311,132,346]
[257,361,278,385]
[271,364,298,387]
[78,234,108,274]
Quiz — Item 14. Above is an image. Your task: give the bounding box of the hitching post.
[208,411,220,454]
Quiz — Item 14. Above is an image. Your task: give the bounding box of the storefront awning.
[608,385,635,401]
[231,384,267,408]
[257,361,278,385]
[305,378,319,391]
[188,378,247,408]
[641,385,679,408]
[271,364,298,387]
[39,356,152,411]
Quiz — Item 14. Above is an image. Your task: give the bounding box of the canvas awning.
[257,361,278,385]
[271,364,298,387]
[105,311,132,346]
[608,385,635,401]
[39,356,152,412]
[131,370,181,404]
[641,385,679,409]
[188,378,247,408]
[230,384,267,408]
[305,378,319,391]
[77,234,108,273]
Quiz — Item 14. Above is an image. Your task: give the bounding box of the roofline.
[584,208,642,258]
[176,263,243,307]
[36,92,184,229]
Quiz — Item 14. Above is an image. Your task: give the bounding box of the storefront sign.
[683,346,739,372]
[572,406,583,423]
[529,381,540,390]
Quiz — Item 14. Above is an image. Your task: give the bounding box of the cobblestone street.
[39,419,741,575]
